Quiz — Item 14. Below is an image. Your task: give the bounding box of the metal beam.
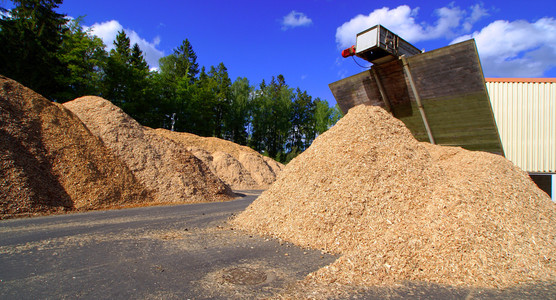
[371,67,392,112]
[401,56,436,144]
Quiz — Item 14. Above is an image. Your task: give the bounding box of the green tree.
[0,0,68,100]
[248,80,267,153]
[187,66,216,135]
[208,62,231,138]
[55,18,107,102]
[101,30,151,123]
[102,30,131,106]
[157,39,201,131]
[225,77,252,145]
[314,99,343,135]
[125,43,151,123]
[159,38,199,85]
[249,75,292,160]
[289,88,315,151]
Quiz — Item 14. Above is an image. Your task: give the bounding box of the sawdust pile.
[211,151,258,189]
[232,104,556,288]
[0,76,150,219]
[153,129,283,189]
[64,96,234,203]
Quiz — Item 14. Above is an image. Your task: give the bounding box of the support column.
[371,67,393,113]
[401,56,436,144]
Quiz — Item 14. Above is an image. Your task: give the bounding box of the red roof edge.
[485,78,556,83]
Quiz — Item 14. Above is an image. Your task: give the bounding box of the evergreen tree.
[187,66,216,135]
[249,75,292,160]
[130,43,148,71]
[208,62,232,138]
[176,39,199,82]
[159,39,199,84]
[289,88,315,151]
[157,39,201,131]
[55,18,107,102]
[113,30,131,58]
[101,30,151,123]
[0,0,68,100]
[102,30,131,106]
[125,43,151,123]
[225,77,252,145]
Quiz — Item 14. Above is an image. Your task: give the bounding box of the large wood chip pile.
[0,76,151,219]
[232,104,555,288]
[211,151,258,188]
[64,96,234,204]
[153,129,283,189]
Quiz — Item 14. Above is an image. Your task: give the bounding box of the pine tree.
[101,30,151,124]
[157,39,202,131]
[102,30,130,105]
[130,43,148,71]
[209,62,232,138]
[55,18,107,102]
[226,77,252,145]
[175,39,199,83]
[289,88,315,151]
[159,39,199,84]
[0,0,68,99]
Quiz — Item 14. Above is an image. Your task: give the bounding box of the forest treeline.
[0,0,342,163]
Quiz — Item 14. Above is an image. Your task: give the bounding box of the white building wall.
[486,78,556,173]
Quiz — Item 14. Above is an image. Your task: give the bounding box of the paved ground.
[0,191,339,299]
[1,191,555,299]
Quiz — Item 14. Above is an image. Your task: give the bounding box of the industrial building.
[486,78,555,199]
[327,24,554,200]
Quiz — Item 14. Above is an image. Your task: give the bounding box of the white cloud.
[281,10,313,30]
[84,20,122,48]
[452,18,556,76]
[463,4,489,31]
[84,20,164,69]
[127,30,163,69]
[0,8,12,18]
[337,69,348,79]
[335,4,486,49]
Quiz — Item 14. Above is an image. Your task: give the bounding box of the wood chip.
[153,128,283,189]
[232,104,556,288]
[64,96,234,204]
[0,76,151,219]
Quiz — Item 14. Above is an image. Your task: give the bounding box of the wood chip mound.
[64,96,234,204]
[212,151,258,189]
[232,104,556,288]
[0,76,151,219]
[153,129,283,189]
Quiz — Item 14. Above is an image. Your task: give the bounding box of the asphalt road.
[1,191,555,299]
[0,191,339,299]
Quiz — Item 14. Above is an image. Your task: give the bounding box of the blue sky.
[3,0,556,106]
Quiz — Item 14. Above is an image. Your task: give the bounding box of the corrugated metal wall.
[486,79,556,173]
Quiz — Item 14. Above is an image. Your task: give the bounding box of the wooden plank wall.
[328,70,384,114]
[328,39,504,154]
[405,40,503,154]
[407,40,487,100]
